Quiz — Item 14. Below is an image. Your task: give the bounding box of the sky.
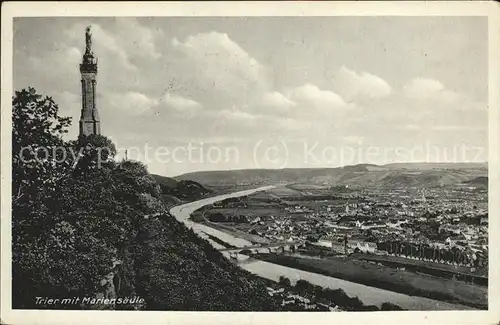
[13,17,488,176]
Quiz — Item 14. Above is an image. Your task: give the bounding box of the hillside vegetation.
[11,88,277,311]
[151,174,212,206]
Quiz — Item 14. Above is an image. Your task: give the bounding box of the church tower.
[79,26,101,136]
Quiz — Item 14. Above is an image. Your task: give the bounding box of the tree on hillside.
[295,279,314,294]
[11,88,126,308]
[12,89,73,307]
[12,88,147,308]
[278,275,291,287]
[12,88,281,311]
[70,134,117,176]
[12,88,72,204]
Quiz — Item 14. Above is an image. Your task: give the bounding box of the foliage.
[70,134,117,176]
[381,302,405,311]
[12,88,278,311]
[133,217,278,311]
[277,277,394,311]
[278,275,291,287]
[376,240,483,267]
[152,174,212,201]
[12,100,126,308]
[206,211,248,223]
[12,88,72,207]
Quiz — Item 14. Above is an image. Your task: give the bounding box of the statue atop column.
[79,25,100,136]
[85,26,92,54]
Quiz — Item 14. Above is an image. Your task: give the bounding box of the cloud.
[58,46,83,66]
[335,66,392,99]
[397,124,422,131]
[216,109,258,123]
[106,91,159,116]
[289,84,350,111]
[64,18,162,69]
[13,17,487,173]
[54,90,79,114]
[403,78,460,103]
[52,90,80,139]
[273,117,308,131]
[21,45,82,93]
[64,22,137,71]
[29,20,162,99]
[114,18,162,60]
[171,32,270,105]
[48,19,164,98]
[169,32,354,124]
[160,93,202,112]
[464,101,488,111]
[171,32,265,83]
[104,91,202,118]
[259,91,297,113]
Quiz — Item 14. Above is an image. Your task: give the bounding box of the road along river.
[169,186,473,310]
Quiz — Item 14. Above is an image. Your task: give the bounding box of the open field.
[256,254,487,309]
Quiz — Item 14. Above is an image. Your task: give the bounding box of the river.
[169,186,473,310]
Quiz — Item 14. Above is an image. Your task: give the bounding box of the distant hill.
[175,168,326,185]
[464,176,488,187]
[383,162,487,170]
[174,163,487,188]
[152,174,212,204]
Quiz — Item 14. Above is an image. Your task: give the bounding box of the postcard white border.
[1,2,499,325]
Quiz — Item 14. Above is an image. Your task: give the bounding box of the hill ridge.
[173,162,487,187]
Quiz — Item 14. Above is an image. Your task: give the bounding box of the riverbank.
[169,186,476,310]
[255,253,487,309]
